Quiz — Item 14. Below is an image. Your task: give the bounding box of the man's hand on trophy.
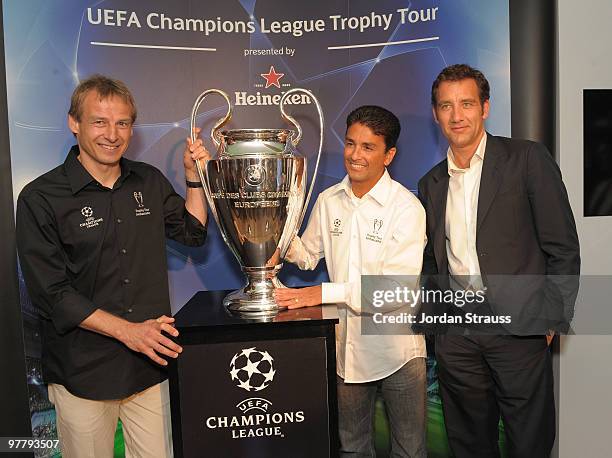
[265,248,281,267]
[275,285,322,309]
[184,127,211,181]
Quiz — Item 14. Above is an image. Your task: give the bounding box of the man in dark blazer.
[418,64,580,458]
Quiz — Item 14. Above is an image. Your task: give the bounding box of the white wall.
[557,1,612,456]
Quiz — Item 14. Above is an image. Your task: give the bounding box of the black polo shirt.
[16,145,207,400]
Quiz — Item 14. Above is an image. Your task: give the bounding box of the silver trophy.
[190,88,324,318]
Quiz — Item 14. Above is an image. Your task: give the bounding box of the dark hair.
[431,64,490,106]
[68,74,137,122]
[346,105,401,151]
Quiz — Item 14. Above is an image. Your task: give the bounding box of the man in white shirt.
[275,106,427,457]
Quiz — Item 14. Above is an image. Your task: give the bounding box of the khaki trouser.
[48,380,173,458]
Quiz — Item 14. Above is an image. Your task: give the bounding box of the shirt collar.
[64,145,133,194]
[335,169,393,206]
[64,145,94,195]
[447,133,487,176]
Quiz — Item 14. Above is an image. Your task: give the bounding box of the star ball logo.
[234,64,312,106]
[81,206,93,218]
[79,206,103,229]
[229,347,276,392]
[331,218,343,236]
[204,346,305,440]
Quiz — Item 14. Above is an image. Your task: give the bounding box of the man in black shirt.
[16,75,209,457]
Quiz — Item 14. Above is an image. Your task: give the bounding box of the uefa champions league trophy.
[189,88,324,318]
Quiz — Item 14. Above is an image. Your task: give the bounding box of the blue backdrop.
[5,0,510,309]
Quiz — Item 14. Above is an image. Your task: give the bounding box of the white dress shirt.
[445,133,487,282]
[286,170,426,383]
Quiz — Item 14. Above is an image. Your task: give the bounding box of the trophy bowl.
[190,89,324,318]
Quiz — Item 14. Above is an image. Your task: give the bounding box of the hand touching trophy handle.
[279,88,325,240]
[189,89,232,226]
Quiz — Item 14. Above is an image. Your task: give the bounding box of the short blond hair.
[68,74,137,122]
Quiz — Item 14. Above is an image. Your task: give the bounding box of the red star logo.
[260,66,285,89]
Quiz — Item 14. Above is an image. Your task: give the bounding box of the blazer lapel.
[477,134,503,230]
[429,165,449,273]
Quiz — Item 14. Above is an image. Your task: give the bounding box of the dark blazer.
[418,134,580,333]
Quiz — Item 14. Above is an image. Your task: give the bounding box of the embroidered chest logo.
[373,219,383,234]
[134,191,151,217]
[79,206,103,229]
[366,218,384,243]
[330,218,343,236]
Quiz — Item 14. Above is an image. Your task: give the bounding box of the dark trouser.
[435,335,555,458]
[337,358,427,458]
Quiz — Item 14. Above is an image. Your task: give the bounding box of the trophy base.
[224,266,287,319]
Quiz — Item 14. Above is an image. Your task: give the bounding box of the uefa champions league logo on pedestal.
[229,347,276,392]
[204,346,305,440]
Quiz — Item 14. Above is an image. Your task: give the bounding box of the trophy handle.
[189,89,232,226]
[190,89,232,149]
[279,88,325,237]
